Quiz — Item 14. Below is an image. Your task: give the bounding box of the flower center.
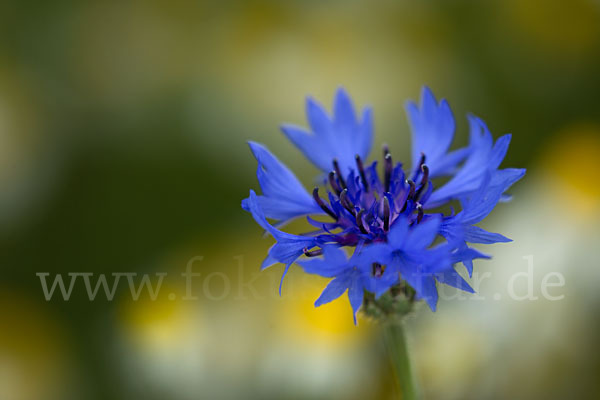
[308,146,431,250]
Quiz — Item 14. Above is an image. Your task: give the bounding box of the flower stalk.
[384,321,418,400]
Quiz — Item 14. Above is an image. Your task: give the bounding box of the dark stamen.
[356,209,370,234]
[401,180,416,213]
[332,159,347,189]
[420,164,429,185]
[415,164,429,200]
[383,196,390,232]
[383,144,390,157]
[417,153,426,169]
[312,187,337,220]
[416,203,424,223]
[372,262,384,278]
[328,171,342,195]
[303,247,323,257]
[355,155,369,192]
[406,179,416,199]
[339,189,356,216]
[384,153,393,193]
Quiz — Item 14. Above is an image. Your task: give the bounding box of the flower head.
[243,86,525,323]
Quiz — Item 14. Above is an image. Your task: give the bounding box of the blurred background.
[1,0,600,399]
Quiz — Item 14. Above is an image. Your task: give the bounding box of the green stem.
[383,321,418,400]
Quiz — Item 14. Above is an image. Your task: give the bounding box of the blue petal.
[403,216,441,250]
[306,96,332,139]
[427,148,470,178]
[435,268,475,293]
[488,133,512,170]
[372,272,401,298]
[406,87,469,177]
[241,142,322,224]
[419,276,439,311]
[451,246,491,264]
[352,245,400,298]
[279,125,328,170]
[438,167,524,264]
[322,245,349,265]
[450,245,490,277]
[462,225,512,244]
[462,258,474,277]
[315,273,351,307]
[386,217,410,248]
[427,115,507,205]
[296,246,349,278]
[347,273,365,325]
[402,270,438,312]
[355,242,394,266]
[358,108,374,166]
[461,168,525,224]
[490,168,526,191]
[297,258,345,278]
[393,259,433,305]
[278,264,292,295]
[260,253,278,270]
[418,245,453,274]
[245,190,317,294]
[281,88,373,174]
[459,172,499,224]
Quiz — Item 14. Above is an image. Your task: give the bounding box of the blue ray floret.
[243,86,525,323]
[281,88,373,176]
[406,86,469,178]
[241,142,324,226]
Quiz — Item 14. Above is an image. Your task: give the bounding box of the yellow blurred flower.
[541,123,600,214]
[0,288,72,400]
[278,273,372,344]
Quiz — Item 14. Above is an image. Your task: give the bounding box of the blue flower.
[243,87,525,323]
